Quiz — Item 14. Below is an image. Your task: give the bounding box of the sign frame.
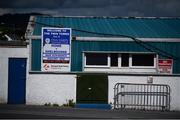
[41,27,71,72]
[158,59,173,74]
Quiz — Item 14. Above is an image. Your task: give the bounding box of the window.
[121,53,129,67]
[110,53,118,67]
[84,52,156,69]
[85,53,108,66]
[132,54,155,66]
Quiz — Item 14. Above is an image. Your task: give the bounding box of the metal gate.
[114,83,170,111]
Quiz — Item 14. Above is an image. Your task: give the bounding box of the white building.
[1,16,180,111]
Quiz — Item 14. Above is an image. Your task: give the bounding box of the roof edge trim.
[27,35,180,42]
[33,15,180,19]
[76,37,180,42]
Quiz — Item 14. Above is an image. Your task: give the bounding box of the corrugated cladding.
[31,40,180,73]
[74,41,180,73]
[31,39,41,71]
[33,16,180,38]
[31,16,180,73]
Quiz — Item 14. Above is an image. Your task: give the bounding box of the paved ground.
[0,104,180,119]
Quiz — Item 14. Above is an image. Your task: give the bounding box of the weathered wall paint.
[108,75,180,111]
[26,74,76,106]
[0,47,28,103]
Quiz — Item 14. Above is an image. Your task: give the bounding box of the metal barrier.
[114,83,170,111]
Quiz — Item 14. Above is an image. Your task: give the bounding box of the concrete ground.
[0,104,180,119]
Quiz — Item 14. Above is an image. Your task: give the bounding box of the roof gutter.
[26,35,180,42]
[76,37,180,42]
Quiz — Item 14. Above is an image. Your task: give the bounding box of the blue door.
[8,58,26,104]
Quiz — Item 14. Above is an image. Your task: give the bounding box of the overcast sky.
[0,0,180,17]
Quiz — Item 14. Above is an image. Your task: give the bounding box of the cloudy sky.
[0,0,180,17]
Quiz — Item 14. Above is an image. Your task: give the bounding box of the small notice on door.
[158,59,173,74]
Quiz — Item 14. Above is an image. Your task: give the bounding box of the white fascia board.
[26,35,41,39]
[76,37,180,42]
[27,35,180,42]
[138,38,180,42]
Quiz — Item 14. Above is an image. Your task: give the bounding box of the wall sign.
[158,59,173,74]
[41,27,71,71]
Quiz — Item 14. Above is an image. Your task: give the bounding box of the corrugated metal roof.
[33,16,180,38]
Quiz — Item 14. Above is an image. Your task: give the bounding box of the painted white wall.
[0,47,28,103]
[26,74,76,106]
[84,67,157,73]
[108,75,180,111]
[0,46,180,111]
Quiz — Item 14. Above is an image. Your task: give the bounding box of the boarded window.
[110,53,118,67]
[121,53,129,67]
[86,53,108,66]
[132,54,154,66]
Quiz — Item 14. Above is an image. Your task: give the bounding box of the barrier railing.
[114,83,170,111]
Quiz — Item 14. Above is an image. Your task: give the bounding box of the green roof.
[33,16,180,38]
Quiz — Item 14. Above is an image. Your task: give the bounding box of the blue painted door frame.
[8,58,27,104]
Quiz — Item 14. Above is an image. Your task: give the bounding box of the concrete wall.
[108,75,180,111]
[84,67,157,73]
[26,74,76,106]
[0,46,180,111]
[0,46,76,106]
[0,47,28,103]
[27,73,180,111]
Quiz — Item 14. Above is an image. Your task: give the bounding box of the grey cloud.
[0,0,66,8]
[0,0,180,17]
[0,0,109,8]
[0,8,13,15]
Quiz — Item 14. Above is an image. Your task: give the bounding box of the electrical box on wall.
[147,76,153,84]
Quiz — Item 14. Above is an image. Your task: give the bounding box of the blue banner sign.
[41,27,71,71]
